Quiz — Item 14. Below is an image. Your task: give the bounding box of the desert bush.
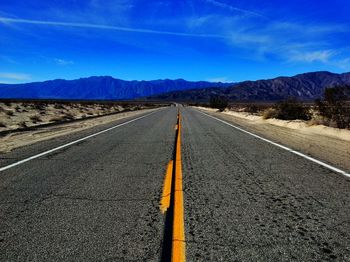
[262,108,278,119]
[315,86,350,129]
[54,104,65,109]
[32,103,47,111]
[210,95,228,111]
[18,121,27,128]
[5,110,14,116]
[273,98,311,121]
[247,104,258,113]
[4,102,11,107]
[15,106,21,112]
[49,116,65,122]
[30,115,42,123]
[243,104,262,114]
[63,113,75,120]
[0,121,6,127]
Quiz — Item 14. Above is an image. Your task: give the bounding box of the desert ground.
[0,101,163,153]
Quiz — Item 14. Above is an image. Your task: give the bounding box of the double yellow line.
[160,112,186,262]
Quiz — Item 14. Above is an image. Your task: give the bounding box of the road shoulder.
[194,106,350,172]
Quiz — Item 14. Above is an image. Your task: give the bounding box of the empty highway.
[0,106,350,261]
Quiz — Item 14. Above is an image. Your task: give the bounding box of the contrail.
[205,0,267,19]
[0,17,225,38]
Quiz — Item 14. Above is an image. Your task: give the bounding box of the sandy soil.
[196,107,350,171]
[0,107,158,153]
[0,102,126,132]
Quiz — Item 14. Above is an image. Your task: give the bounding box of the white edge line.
[196,109,350,178]
[0,109,162,172]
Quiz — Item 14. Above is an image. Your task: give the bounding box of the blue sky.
[0,0,350,83]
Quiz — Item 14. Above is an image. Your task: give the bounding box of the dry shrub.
[54,104,65,109]
[307,117,324,126]
[262,108,278,119]
[210,95,228,111]
[6,110,14,116]
[316,86,350,129]
[49,116,65,122]
[273,98,311,121]
[244,104,259,114]
[64,113,75,120]
[18,121,27,128]
[0,121,6,127]
[30,115,42,123]
[32,103,47,110]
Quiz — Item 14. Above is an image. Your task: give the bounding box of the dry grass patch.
[30,115,42,123]
[262,108,278,119]
[18,121,27,128]
[49,116,66,122]
[5,110,14,117]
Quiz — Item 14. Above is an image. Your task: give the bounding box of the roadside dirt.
[196,107,350,172]
[0,108,158,153]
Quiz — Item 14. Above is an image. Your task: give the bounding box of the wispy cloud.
[187,14,347,66]
[334,57,350,70]
[54,58,74,65]
[205,0,267,18]
[0,17,224,38]
[0,55,16,64]
[0,72,31,81]
[288,50,336,63]
[206,77,232,83]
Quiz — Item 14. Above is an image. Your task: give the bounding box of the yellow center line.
[160,160,173,214]
[172,113,186,262]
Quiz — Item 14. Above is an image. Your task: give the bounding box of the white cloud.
[0,72,31,81]
[288,50,336,63]
[207,77,232,83]
[184,12,348,67]
[54,58,74,65]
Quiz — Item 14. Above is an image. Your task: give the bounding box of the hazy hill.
[0,77,232,100]
[152,71,350,102]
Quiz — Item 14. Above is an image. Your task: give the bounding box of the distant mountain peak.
[151,71,350,102]
[0,77,231,100]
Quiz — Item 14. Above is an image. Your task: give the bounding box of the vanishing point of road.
[0,106,349,261]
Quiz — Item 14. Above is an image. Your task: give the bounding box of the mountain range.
[152,71,350,102]
[0,71,349,101]
[0,77,231,100]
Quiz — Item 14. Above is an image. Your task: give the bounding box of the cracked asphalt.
[1,106,350,261]
[182,107,350,261]
[0,107,177,261]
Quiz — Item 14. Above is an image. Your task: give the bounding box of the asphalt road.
[1,106,350,261]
